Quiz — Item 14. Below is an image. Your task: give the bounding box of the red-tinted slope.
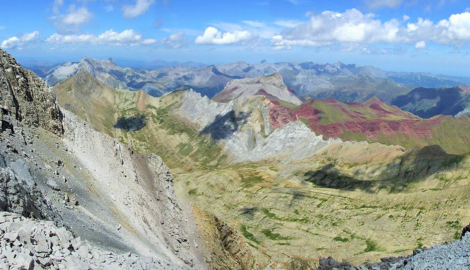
[267,97,445,140]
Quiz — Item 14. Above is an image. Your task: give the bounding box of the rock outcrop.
[0,211,189,270]
[212,73,302,106]
[0,49,63,135]
[461,223,470,239]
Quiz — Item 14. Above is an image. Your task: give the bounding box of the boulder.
[461,223,470,239]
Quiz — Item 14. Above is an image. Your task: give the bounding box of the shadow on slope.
[114,115,146,131]
[199,111,250,140]
[304,145,464,193]
[391,87,465,118]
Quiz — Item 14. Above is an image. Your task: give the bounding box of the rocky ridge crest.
[0,49,63,135]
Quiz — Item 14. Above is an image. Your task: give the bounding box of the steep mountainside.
[0,49,208,269]
[53,71,470,268]
[391,86,470,118]
[212,73,302,105]
[264,97,470,154]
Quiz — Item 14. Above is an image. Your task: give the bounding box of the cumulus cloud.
[61,5,94,25]
[415,40,426,49]
[50,5,93,34]
[272,9,470,50]
[46,29,155,46]
[123,0,154,18]
[365,0,404,9]
[161,31,190,48]
[1,31,40,49]
[195,27,255,45]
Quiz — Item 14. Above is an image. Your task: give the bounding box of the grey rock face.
[0,162,50,219]
[0,49,63,135]
[0,211,190,270]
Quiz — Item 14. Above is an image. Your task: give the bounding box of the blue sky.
[1,0,470,76]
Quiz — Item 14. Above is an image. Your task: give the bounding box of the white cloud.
[403,15,410,21]
[62,5,94,25]
[50,5,93,34]
[161,31,190,48]
[46,29,154,46]
[0,26,5,30]
[1,31,40,49]
[123,0,154,18]
[271,35,330,50]
[365,0,404,9]
[273,9,470,49]
[142,38,157,45]
[279,9,403,45]
[415,40,426,49]
[195,27,255,45]
[105,5,114,12]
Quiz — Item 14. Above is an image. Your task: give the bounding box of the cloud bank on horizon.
[1,0,470,75]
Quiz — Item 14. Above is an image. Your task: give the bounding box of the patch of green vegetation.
[239,173,264,188]
[313,101,352,125]
[241,225,260,244]
[341,130,370,143]
[278,100,300,109]
[261,208,277,219]
[294,209,300,215]
[364,238,379,252]
[261,229,291,241]
[298,117,311,129]
[333,236,350,242]
[454,231,461,240]
[188,188,199,196]
[446,220,461,230]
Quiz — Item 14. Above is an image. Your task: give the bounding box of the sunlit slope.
[54,71,470,269]
[268,97,470,154]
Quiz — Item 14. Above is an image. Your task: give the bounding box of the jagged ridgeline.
[51,63,470,269]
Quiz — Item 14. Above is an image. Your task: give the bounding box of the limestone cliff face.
[0,49,63,135]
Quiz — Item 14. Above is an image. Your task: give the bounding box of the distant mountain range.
[26,57,470,103]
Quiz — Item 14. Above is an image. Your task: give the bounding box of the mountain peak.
[364,96,385,105]
[213,73,302,105]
